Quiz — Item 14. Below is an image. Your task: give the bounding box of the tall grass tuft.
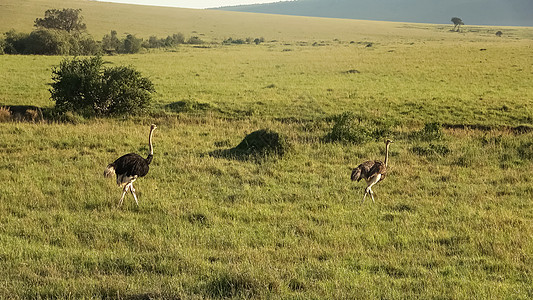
[0,107,11,122]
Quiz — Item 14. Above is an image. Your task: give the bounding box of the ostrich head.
[385,139,393,145]
[151,124,157,131]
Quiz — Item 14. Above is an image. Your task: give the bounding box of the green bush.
[25,29,73,55]
[100,66,154,115]
[324,112,392,144]
[101,30,121,53]
[3,29,98,55]
[50,56,154,117]
[330,114,370,144]
[3,30,29,54]
[164,33,185,46]
[187,36,204,44]
[210,129,291,162]
[122,34,142,54]
[144,33,187,48]
[75,34,101,55]
[233,129,291,157]
[50,56,103,115]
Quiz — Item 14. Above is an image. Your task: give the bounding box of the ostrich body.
[351,139,392,202]
[104,124,157,206]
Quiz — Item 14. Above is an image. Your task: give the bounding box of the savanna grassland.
[1,0,533,298]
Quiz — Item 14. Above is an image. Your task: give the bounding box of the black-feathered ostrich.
[104,124,157,206]
[351,139,393,202]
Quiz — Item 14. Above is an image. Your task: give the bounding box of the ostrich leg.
[130,184,139,206]
[118,183,131,207]
[363,174,381,203]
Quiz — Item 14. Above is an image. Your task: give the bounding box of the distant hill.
[215,0,533,27]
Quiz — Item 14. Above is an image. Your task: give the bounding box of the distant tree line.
[0,8,206,55]
[0,8,266,56]
[223,37,265,45]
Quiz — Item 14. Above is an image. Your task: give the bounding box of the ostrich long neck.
[384,143,390,167]
[148,128,155,156]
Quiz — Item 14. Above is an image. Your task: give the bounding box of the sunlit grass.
[0,117,531,298]
[2,40,532,127]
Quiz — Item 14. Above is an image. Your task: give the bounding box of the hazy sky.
[96,0,284,9]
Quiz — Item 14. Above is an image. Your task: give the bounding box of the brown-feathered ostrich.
[351,139,393,202]
[104,124,157,206]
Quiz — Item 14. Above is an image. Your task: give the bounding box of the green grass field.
[1,0,533,298]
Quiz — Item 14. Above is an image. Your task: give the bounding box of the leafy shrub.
[187,36,204,44]
[210,129,291,162]
[146,36,161,48]
[3,30,29,54]
[122,34,142,54]
[325,112,392,144]
[100,66,154,115]
[224,37,246,44]
[76,34,101,55]
[144,33,190,48]
[325,112,371,144]
[25,29,73,55]
[101,30,121,53]
[50,56,103,115]
[50,56,154,117]
[167,33,185,46]
[3,29,98,55]
[233,129,290,157]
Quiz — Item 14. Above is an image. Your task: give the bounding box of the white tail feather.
[104,164,116,178]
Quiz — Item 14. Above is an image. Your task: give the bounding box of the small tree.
[123,34,142,54]
[102,30,121,53]
[50,56,154,116]
[34,8,87,33]
[451,17,464,32]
